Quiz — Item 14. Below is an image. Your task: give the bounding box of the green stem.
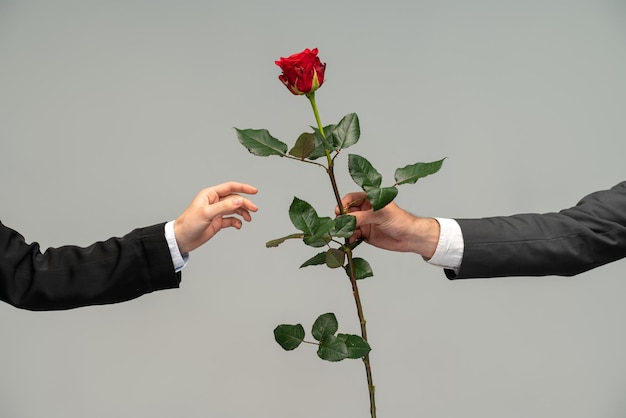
[307,93,344,213]
[307,92,376,418]
[284,154,327,169]
[307,92,325,138]
[346,248,376,418]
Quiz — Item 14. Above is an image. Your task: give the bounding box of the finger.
[220,195,258,213]
[209,182,258,198]
[220,217,243,230]
[340,192,366,207]
[234,207,254,222]
[337,192,367,215]
[350,227,364,241]
[227,207,253,222]
[203,196,246,220]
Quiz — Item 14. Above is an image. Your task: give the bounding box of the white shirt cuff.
[426,217,464,273]
[164,220,189,272]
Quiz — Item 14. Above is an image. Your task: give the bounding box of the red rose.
[275,48,326,95]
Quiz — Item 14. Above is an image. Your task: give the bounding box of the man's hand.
[174,182,258,253]
[338,192,440,258]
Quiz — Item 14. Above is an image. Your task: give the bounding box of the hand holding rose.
[339,191,441,259]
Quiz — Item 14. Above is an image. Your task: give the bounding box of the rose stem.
[307,92,377,418]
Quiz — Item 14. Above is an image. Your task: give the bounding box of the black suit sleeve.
[0,221,181,310]
[446,181,626,279]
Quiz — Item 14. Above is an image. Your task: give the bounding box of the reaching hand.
[174,182,258,253]
[338,192,440,258]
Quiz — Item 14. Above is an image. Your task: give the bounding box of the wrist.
[408,217,440,258]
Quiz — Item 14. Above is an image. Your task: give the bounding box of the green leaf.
[302,235,331,248]
[311,124,337,152]
[333,113,360,149]
[288,133,317,160]
[366,186,398,211]
[344,257,374,280]
[308,129,331,160]
[303,217,334,247]
[394,158,446,185]
[348,154,382,190]
[235,128,287,157]
[337,334,371,359]
[274,324,305,351]
[325,248,345,269]
[288,198,334,247]
[317,334,348,362]
[300,252,327,268]
[330,215,356,238]
[311,313,338,341]
[266,233,303,248]
[289,197,319,234]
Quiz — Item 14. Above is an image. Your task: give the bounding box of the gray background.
[1,0,625,417]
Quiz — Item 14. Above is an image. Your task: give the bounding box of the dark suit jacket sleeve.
[446,181,626,279]
[0,221,181,310]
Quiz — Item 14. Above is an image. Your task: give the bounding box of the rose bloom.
[275,48,326,95]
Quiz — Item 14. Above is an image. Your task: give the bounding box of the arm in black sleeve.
[0,222,181,310]
[447,181,626,279]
